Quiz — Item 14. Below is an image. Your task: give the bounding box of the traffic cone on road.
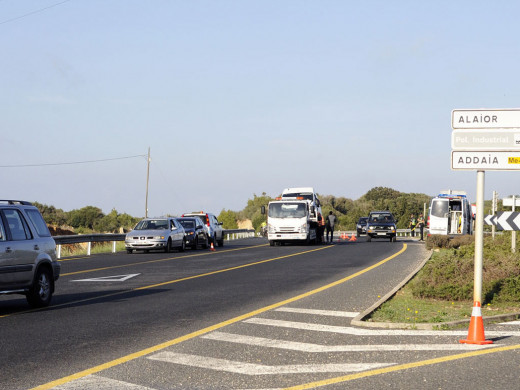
[349,235,357,242]
[459,301,493,345]
[210,242,216,251]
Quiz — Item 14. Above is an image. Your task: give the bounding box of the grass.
[368,233,520,325]
[58,242,126,257]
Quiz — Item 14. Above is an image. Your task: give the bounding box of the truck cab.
[281,187,322,224]
[266,198,317,246]
[428,190,473,236]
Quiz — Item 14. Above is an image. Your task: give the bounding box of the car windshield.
[179,220,195,229]
[134,219,169,230]
[358,218,368,224]
[369,214,394,223]
[269,203,307,218]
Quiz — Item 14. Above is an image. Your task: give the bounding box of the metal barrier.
[53,229,255,259]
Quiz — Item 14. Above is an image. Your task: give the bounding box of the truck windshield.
[269,203,307,218]
[431,200,449,217]
[282,193,313,201]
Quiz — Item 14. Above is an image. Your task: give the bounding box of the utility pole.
[145,147,150,218]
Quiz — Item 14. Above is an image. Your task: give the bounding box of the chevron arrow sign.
[484,215,497,226]
[496,211,520,231]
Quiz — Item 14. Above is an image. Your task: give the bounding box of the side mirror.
[261,206,266,215]
[218,221,223,225]
[197,225,203,229]
[310,206,315,214]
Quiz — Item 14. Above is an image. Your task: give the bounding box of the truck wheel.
[269,240,275,246]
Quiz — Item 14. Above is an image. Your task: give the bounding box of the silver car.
[0,200,60,307]
[125,217,186,253]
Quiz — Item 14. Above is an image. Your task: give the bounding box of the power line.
[0,154,147,168]
[0,0,73,26]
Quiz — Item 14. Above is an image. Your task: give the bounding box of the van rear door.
[429,199,450,235]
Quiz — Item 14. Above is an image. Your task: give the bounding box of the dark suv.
[0,200,60,307]
[356,217,368,237]
[366,211,397,242]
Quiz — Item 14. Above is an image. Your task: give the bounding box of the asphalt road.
[1,236,520,390]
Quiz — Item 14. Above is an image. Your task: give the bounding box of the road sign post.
[450,108,520,344]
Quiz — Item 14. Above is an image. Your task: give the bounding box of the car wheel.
[126,249,133,254]
[179,239,186,252]
[217,236,224,247]
[269,240,275,246]
[192,237,199,250]
[164,239,172,253]
[202,236,209,249]
[26,267,53,308]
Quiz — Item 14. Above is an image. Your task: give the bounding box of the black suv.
[366,211,397,242]
[0,200,60,307]
[356,217,368,237]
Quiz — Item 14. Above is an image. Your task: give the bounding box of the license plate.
[377,233,387,236]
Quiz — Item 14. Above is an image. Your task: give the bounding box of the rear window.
[431,200,449,218]
[25,208,51,237]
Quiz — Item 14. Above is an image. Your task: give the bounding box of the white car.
[125,217,186,253]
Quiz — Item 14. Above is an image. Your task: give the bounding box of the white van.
[428,190,473,236]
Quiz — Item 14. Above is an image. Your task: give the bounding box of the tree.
[66,206,104,230]
[218,209,238,229]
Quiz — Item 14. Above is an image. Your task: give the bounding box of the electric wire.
[0,0,73,26]
[0,154,147,168]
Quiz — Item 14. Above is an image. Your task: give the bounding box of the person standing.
[409,214,417,237]
[417,214,425,241]
[326,211,336,243]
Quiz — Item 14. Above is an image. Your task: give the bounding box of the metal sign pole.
[513,195,517,253]
[474,170,485,304]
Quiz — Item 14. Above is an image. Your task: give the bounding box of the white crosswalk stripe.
[53,375,155,390]
[244,317,520,337]
[202,331,496,351]
[148,351,394,375]
[274,307,359,317]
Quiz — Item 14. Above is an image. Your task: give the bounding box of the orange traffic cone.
[210,242,216,251]
[349,235,357,242]
[459,301,493,345]
[340,233,348,240]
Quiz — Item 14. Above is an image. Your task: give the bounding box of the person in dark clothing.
[326,211,336,243]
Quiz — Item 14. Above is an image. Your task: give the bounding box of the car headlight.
[268,224,276,233]
[153,235,165,240]
[300,223,308,233]
[187,232,194,236]
[368,226,375,230]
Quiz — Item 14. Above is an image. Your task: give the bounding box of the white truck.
[428,190,474,236]
[264,188,324,246]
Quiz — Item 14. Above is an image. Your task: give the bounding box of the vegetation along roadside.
[368,233,520,326]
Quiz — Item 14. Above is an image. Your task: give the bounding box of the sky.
[2,0,520,218]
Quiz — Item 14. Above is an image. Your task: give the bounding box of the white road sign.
[452,130,520,150]
[451,151,520,170]
[503,197,520,207]
[452,109,520,129]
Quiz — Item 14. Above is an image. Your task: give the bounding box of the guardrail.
[53,229,255,259]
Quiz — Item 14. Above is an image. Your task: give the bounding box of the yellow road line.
[61,244,268,276]
[284,344,520,389]
[32,244,406,390]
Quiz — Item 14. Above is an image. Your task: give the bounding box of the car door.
[170,219,183,246]
[0,209,36,285]
[429,199,450,235]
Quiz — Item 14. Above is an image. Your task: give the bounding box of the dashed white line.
[202,331,496,351]
[148,352,394,375]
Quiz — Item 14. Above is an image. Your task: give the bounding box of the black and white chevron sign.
[496,211,520,231]
[484,215,497,226]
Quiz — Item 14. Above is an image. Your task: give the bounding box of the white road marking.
[244,318,520,337]
[71,274,140,282]
[148,352,394,375]
[275,307,359,317]
[499,320,520,325]
[202,331,496,351]
[52,374,155,389]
